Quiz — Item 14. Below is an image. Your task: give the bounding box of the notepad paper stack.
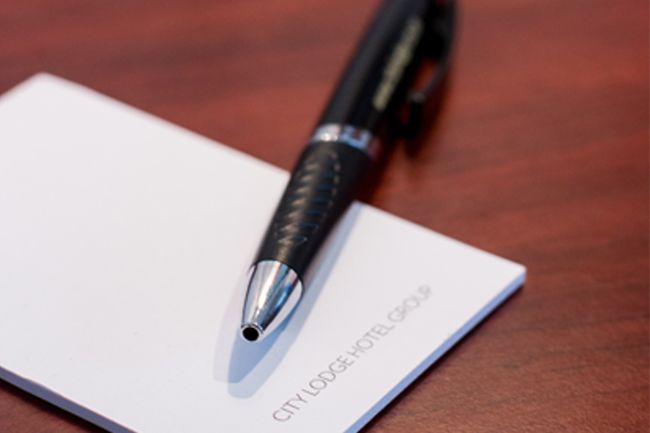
[0,74,525,433]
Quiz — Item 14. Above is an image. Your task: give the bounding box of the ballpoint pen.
[240,0,455,342]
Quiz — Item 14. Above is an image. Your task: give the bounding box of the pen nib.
[240,260,303,342]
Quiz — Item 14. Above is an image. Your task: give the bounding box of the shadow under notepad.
[212,204,362,398]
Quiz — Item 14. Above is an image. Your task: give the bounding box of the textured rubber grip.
[255,141,372,276]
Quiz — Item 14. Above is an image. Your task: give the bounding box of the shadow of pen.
[212,204,362,398]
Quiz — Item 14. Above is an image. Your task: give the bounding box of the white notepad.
[0,74,525,433]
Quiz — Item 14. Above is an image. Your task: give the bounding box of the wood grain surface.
[0,0,647,432]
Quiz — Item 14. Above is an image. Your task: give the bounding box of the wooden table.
[1,0,647,431]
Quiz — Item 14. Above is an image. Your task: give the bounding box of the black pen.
[240,0,455,342]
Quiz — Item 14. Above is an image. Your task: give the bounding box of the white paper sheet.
[0,74,525,433]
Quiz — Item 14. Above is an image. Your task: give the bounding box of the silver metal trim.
[240,260,303,342]
[310,123,379,159]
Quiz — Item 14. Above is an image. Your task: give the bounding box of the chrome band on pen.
[310,123,380,160]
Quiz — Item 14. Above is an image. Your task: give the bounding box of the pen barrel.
[254,141,372,277]
[318,0,432,131]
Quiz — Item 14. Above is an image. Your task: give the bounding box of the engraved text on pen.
[372,18,424,112]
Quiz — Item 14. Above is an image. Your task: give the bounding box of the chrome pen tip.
[240,260,303,343]
[240,323,263,342]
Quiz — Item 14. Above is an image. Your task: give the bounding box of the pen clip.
[394,0,456,141]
